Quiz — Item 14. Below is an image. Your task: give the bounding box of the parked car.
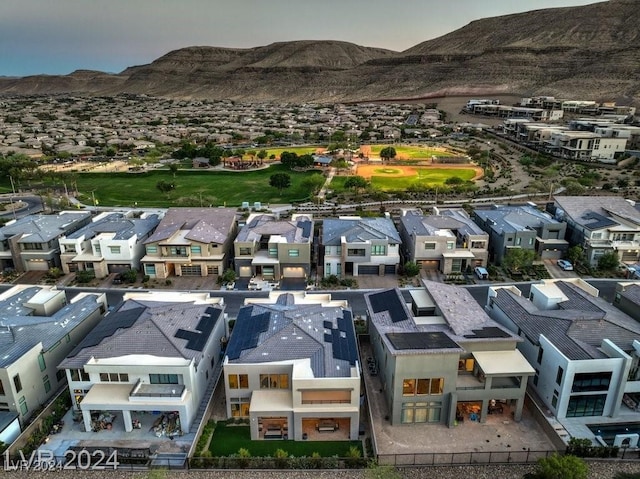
[474,266,489,280]
[557,259,573,271]
[112,273,124,284]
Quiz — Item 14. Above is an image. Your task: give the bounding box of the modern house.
[486,279,640,423]
[59,211,161,278]
[398,207,489,273]
[543,131,627,163]
[234,214,313,281]
[0,285,107,424]
[321,216,401,277]
[548,196,640,266]
[58,291,226,435]
[140,208,237,278]
[364,281,534,427]
[223,292,360,441]
[613,281,640,322]
[473,205,568,265]
[0,211,92,272]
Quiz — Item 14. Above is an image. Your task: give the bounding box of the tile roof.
[400,208,486,237]
[553,196,640,230]
[492,281,640,360]
[0,211,92,243]
[144,208,236,245]
[322,217,401,246]
[618,283,640,306]
[65,212,160,241]
[226,293,357,378]
[0,287,104,368]
[59,297,224,369]
[474,205,561,235]
[235,214,313,244]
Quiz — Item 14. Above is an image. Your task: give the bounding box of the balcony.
[129,380,186,401]
[456,374,485,390]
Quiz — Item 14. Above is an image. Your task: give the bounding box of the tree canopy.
[503,248,535,272]
[269,173,291,193]
[380,146,397,162]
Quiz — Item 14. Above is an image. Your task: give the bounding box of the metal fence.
[377,449,557,466]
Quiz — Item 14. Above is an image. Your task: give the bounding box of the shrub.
[46,267,64,279]
[402,261,420,277]
[121,268,138,283]
[76,269,95,284]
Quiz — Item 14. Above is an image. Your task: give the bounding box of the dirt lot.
[40,160,130,173]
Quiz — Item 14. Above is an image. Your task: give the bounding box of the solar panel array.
[300,220,313,239]
[386,332,459,350]
[369,290,408,323]
[463,326,512,339]
[68,306,145,356]
[174,306,222,352]
[329,311,358,364]
[226,308,271,360]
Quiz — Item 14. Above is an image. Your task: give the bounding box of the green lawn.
[209,424,361,457]
[62,164,319,207]
[371,168,476,191]
[263,146,324,158]
[369,144,455,159]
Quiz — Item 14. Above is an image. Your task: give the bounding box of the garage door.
[239,266,252,278]
[358,265,379,275]
[540,250,562,260]
[384,264,396,275]
[181,265,202,276]
[108,264,131,274]
[26,259,49,271]
[420,260,440,270]
[282,267,305,278]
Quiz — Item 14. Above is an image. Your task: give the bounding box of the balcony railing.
[129,379,186,399]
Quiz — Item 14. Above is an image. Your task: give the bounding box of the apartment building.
[548,196,640,266]
[234,214,313,280]
[0,285,107,424]
[487,279,640,423]
[140,208,237,278]
[473,205,568,265]
[0,211,92,272]
[58,291,226,435]
[544,131,627,163]
[321,216,401,277]
[398,207,489,273]
[223,292,360,441]
[59,211,161,278]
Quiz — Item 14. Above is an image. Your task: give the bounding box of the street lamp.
[9,175,17,220]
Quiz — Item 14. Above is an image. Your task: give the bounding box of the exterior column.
[513,397,524,421]
[122,410,133,432]
[82,408,92,433]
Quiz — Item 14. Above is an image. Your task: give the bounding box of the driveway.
[280,278,307,291]
[543,259,578,279]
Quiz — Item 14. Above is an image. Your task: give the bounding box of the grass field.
[369,167,478,191]
[263,146,325,158]
[367,144,455,159]
[209,424,361,457]
[65,164,319,207]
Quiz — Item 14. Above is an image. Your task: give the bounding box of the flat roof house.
[223,292,360,441]
[0,211,92,272]
[398,207,489,274]
[365,281,533,427]
[322,216,401,277]
[234,214,313,281]
[487,279,640,424]
[0,285,107,425]
[141,208,237,279]
[58,291,226,436]
[59,211,161,279]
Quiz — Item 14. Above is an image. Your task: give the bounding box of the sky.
[1,0,600,77]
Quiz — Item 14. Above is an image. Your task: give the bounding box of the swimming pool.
[588,423,640,445]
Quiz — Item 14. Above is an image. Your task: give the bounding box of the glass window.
[191,245,202,254]
[144,264,156,275]
[150,374,179,384]
[94,244,101,253]
[430,378,444,395]
[259,374,289,389]
[371,245,386,256]
[424,242,436,250]
[403,379,416,396]
[516,238,522,246]
[43,376,51,393]
[38,354,46,372]
[0,380,4,395]
[109,246,121,254]
[401,401,441,424]
[146,245,157,254]
[19,397,28,415]
[170,246,187,256]
[556,367,564,385]
[239,247,251,255]
[566,394,606,417]
[537,347,544,364]
[268,247,278,257]
[348,248,366,256]
[228,374,249,389]
[13,374,22,393]
[446,242,454,250]
[288,249,300,257]
[571,372,612,392]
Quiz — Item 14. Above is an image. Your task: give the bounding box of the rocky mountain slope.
[1,0,638,104]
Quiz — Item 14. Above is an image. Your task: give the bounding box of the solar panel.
[226,308,271,360]
[323,320,333,329]
[463,327,512,339]
[368,290,408,323]
[331,312,357,364]
[324,333,333,343]
[386,332,459,350]
[300,220,312,239]
[68,306,145,356]
[174,307,222,352]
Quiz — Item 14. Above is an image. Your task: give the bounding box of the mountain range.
[1,0,638,104]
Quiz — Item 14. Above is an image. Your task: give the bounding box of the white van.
[474,267,489,280]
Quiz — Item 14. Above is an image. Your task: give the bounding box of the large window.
[572,372,612,392]
[144,264,156,275]
[239,247,251,255]
[70,369,90,382]
[424,242,436,250]
[347,248,366,257]
[230,397,250,417]
[268,247,278,257]
[259,374,289,389]
[150,374,179,384]
[228,374,249,389]
[403,377,444,396]
[146,245,157,254]
[371,245,386,256]
[191,245,202,254]
[566,394,606,417]
[288,249,300,257]
[19,396,27,415]
[38,354,46,372]
[109,246,121,254]
[43,375,51,393]
[470,241,485,249]
[99,373,129,382]
[401,402,442,423]
[169,246,188,256]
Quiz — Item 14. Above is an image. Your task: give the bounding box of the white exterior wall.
[323,245,342,277]
[591,137,627,162]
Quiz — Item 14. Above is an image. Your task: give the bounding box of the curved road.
[0,194,44,218]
